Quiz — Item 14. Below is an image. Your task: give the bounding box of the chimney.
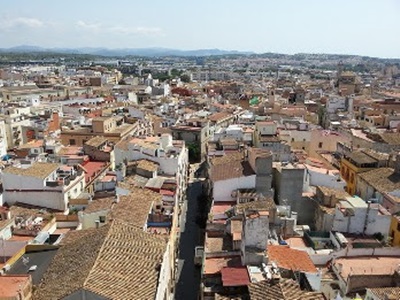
[50,111,61,131]
[395,153,400,175]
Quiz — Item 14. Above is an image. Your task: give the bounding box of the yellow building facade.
[340,152,378,196]
[390,216,400,246]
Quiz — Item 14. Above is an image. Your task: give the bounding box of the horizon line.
[1,45,399,60]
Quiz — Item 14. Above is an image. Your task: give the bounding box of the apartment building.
[60,116,139,146]
[171,118,209,162]
[2,162,86,211]
[115,134,188,202]
[254,121,291,162]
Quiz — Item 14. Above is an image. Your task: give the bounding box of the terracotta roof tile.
[367,287,400,299]
[210,152,255,182]
[34,220,166,300]
[83,220,166,299]
[358,167,400,193]
[83,197,115,214]
[34,225,110,299]
[215,294,247,300]
[221,267,250,287]
[110,186,162,228]
[248,278,324,300]
[203,256,242,275]
[0,275,31,298]
[3,162,59,179]
[235,199,276,213]
[208,112,233,122]
[347,151,378,164]
[84,136,107,148]
[137,159,159,172]
[206,235,233,253]
[268,245,317,273]
[334,256,400,280]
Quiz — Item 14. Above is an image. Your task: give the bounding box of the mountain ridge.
[0,46,254,57]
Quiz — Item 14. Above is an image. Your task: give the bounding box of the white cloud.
[0,17,44,30]
[109,26,163,36]
[76,20,163,37]
[76,20,102,31]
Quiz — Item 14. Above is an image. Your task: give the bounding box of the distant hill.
[0,46,254,57]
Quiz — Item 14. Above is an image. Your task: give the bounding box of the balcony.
[46,174,74,187]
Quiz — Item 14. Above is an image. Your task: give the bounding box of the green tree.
[187,142,200,162]
[180,74,190,83]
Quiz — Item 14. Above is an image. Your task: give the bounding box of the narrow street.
[175,171,204,299]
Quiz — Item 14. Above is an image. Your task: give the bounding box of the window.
[291,138,294,142]
[318,142,323,148]
[99,216,106,223]
[69,139,76,145]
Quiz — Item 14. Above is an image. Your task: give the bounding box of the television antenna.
[22,256,30,267]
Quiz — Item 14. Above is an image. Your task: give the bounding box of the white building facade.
[2,162,86,211]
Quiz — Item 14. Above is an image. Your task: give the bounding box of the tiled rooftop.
[206,235,233,253]
[83,220,166,299]
[0,275,31,298]
[57,146,83,156]
[345,151,377,165]
[317,186,350,201]
[367,287,400,299]
[221,267,250,287]
[3,162,59,179]
[130,136,160,150]
[358,167,400,193]
[83,197,115,214]
[203,256,242,275]
[268,245,317,273]
[34,225,109,299]
[84,136,107,147]
[81,161,108,183]
[235,199,276,213]
[34,220,166,300]
[137,159,159,172]
[208,112,232,122]
[334,256,400,280]
[109,186,162,228]
[368,132,400,145]
[248,278,325,300]
[210,152,255,182]
[18,140,44,149]
[362,148,390,161]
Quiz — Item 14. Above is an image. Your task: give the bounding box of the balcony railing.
[46,174,74,187]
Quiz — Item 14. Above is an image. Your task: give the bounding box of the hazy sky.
[1,0,399,58]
